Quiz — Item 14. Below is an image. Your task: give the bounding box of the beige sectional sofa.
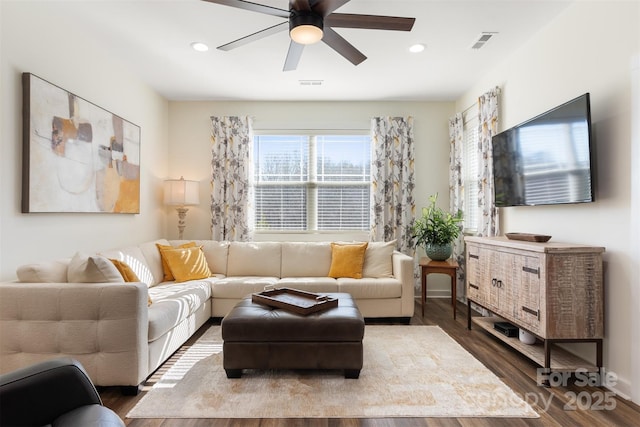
[0,239,414,391]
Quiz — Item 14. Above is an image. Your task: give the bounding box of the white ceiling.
[58,0,572,101]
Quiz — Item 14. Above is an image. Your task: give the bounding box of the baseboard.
[607,375,632,401]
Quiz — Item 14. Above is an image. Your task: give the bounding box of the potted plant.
[412,193,463,261]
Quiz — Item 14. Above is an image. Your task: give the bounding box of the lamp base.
[176,207,189,240]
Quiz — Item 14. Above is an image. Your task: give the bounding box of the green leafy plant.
[412,193,463,246]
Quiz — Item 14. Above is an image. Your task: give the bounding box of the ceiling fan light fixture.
[289,11,323,45]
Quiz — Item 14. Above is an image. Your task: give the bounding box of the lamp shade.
[164,177,199,206]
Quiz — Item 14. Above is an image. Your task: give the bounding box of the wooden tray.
[252,288,338,315]
[505,232,552,242]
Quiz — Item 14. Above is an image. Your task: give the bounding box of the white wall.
[630,52,640,405]
[168,100,456,295]
[456,1,639,402]
[0,2,170,281]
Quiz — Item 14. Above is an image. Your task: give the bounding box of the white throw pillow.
[67,252,124,283]
[16,259,71,283]
[362,240,396,278]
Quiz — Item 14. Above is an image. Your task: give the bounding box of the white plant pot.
[519,329,536,345]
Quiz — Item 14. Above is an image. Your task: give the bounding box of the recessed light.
[409,43,425,53]
[191,42,209,52]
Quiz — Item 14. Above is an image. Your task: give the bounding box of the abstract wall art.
[22,73,141,213]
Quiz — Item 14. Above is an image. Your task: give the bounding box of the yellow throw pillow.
[110,258,152,306]
[110,258,140,282]
[328,242,369,279]
[162,246,212,283]
[157,242,197,281]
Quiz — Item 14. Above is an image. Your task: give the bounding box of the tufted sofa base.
[221,293,364,378]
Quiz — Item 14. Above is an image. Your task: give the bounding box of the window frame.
[252,130,372,234]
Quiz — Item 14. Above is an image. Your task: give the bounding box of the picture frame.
[22,73,141,213]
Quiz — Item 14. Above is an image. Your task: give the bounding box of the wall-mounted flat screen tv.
[491,93,594,207]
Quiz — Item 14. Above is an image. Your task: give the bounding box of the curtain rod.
[460,85,501,116]
[462,102,476,115]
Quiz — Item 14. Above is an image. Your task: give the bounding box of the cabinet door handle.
[470,253,479,259]
[469,283,479,290]
[492,278,497,287]
[497,280,503,288]
[523,266,540,277]
[522,306,540,320]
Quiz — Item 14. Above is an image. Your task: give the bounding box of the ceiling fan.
[202,0,416,71]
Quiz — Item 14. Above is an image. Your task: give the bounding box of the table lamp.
[164,176,200,239]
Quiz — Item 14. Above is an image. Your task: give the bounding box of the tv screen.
[492,93,594,207]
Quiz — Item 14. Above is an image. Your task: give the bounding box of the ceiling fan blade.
[290,0,311,12]
[325,13,415,31]
[311,0,350,17]
[283,41,305,71]
[322,27,366,66]
[217,22,288,51]
[202,0,289,18]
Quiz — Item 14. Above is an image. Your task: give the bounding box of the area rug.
[127,325,539,419]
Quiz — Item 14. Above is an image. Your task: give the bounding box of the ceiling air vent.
[299,80,323,86]
[471,32,498,49]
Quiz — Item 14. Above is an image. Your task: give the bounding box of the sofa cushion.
[337,277,402,299]
[162,246,212,283]
[328,242,368,279]
[16,259,70,283]
[99,245,154,287]
[137,239,172,286]
[67,253,123,283]
[277,277,339,293]
[226,242,281,277]
[362,240,396,278]
[281,242,331,277]
[194,240,230,275]
[147,280,213,342]
[210,276,279,299]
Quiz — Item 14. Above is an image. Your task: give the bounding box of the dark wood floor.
[100,298,640,426]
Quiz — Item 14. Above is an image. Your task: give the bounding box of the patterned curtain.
[477,88,500,237]
[448,113,466,300]
[210,116,253,241]
[370,117,416,281]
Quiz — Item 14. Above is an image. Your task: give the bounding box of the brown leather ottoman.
[221,292,364,379]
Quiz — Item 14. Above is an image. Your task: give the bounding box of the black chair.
[0,357,125,427]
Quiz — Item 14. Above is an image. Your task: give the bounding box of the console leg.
[541,340,552,387]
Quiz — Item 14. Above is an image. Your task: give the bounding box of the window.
[463,108,479,233]
[253,134,371,231]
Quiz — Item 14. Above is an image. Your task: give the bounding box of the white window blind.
[463,109,479,233]
[253,134,371,232]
